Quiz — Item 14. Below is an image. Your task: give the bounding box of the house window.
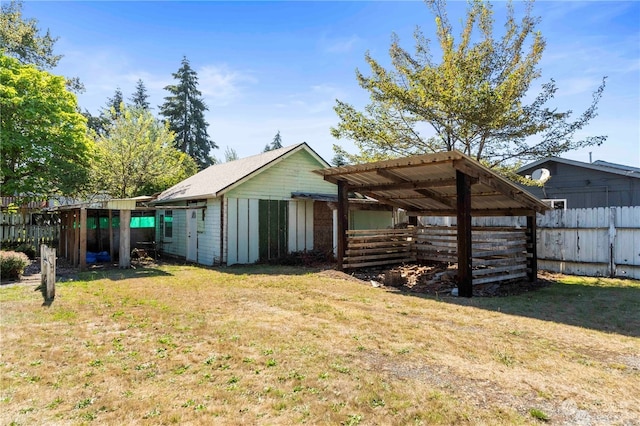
[197,208,205,233]
[543,199,567,210]
[163,210,173,239]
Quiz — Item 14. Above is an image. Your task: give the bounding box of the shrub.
[1,251,30,280]
[15,243,37,260]
[0,242,37,259]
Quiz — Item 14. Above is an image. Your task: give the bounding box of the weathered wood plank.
[472,264,527,277]
[344,256,417,269]
[472,271,528,285]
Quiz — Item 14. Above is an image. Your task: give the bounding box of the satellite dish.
[531,168,551,183]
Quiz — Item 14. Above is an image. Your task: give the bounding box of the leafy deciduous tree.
[159,56,217,169]
[223,146,239,162]
[92,105,197,198]
[332,0,606,169]
[0,55,93,200]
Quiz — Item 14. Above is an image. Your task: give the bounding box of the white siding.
[195,198,221,266]
[226,197,260,265]
[288,200,314,252]
[159,209,186,259]
[155,198,221,266]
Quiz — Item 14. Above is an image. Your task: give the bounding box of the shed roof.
[154,143,329,203]
[316,150,548,216]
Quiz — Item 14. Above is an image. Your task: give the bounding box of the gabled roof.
[154,143,329,203]
[316,150,548,216]
[517,157,640,179]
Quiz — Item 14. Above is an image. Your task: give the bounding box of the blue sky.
[23,1,640,167]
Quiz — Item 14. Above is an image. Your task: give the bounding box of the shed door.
[259,200,288,261]
[186,209,198,262]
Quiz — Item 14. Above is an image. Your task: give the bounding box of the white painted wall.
[288,200,314,252]
[226,197,260,265]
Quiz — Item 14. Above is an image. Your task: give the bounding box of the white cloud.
[321,35,361,54]
[197,65,257,107]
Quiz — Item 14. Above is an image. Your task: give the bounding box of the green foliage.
[129,79,150,110]
[0,54,93,201]
[0,250,29,280]
[264,130,283,152]
[331,150,348,167]
[104,87,124,121]
[14,243,36,260]
[0,242,37,260]
[223,146,239,162]
[528,408,549,422]
[159,56,218,169]
[91,105,198,198]
[0,0,61,69]
[332,0,606,168]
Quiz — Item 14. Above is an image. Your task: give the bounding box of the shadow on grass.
[214,263,325,277]
[78,266,174,282]
[415,278,640,338]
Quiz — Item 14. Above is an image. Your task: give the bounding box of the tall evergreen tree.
[0,0,60,69]
[0,0,83,93]
[84,88,124,137]
[105,87,124,120]
[159,56,217,169]
[129,78,150,110]
[264,130,283,152]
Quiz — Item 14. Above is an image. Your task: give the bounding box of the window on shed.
[163,210,173,238]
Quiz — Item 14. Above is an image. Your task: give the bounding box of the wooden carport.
[52,196,154,271]
[316,150,549,297]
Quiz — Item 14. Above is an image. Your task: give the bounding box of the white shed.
[152,143,343,265]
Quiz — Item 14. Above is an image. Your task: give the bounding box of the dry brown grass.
[1,264,639,425]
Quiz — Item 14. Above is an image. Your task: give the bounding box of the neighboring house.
[517,157,640,209]
[152,143,394,266]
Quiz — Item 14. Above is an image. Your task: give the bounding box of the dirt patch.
[326,262,551,297]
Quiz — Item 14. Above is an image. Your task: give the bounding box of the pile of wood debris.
[347,262,547,297]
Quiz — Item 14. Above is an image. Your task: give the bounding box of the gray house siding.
[519,161,640,209]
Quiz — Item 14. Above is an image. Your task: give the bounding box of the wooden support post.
[526,214,537,282]
[108,210,114,263]
[73,210,79,266]
[336,180,349,271]
[119,209,131,268]
[456,170,473,297]
[79,207,87,271]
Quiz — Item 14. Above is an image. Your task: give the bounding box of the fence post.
[40,244,56,300]
[608,207,616,278]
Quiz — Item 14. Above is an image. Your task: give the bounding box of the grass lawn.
[1,264,639,425]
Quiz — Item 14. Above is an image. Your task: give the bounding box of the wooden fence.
[344,229,416,269]
[419,206,640,279]
[0,210,59,248]
[414,227,528,285]
[344,227,529,286]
